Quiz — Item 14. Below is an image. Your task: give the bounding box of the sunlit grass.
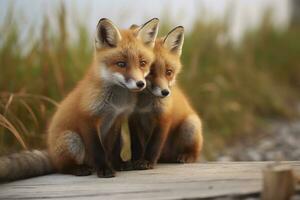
[0,5,299,158]
[0,92,58,154]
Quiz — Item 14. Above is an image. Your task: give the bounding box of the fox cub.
[47,18,159,177]
[129,26,203,169]
[0,18,159,182]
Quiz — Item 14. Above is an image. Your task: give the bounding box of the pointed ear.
[136,18,159,48]
[95,18,122,49]
[163,26,184,55]
[130,24,139,30]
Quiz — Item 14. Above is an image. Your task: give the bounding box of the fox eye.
[116,61,127,68]
[140,60,147,68]
[166,69,173,76]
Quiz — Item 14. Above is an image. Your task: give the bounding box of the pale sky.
[0,0,291,42]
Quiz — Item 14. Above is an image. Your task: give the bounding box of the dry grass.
[0,92,58,154]
[0,5,299,158]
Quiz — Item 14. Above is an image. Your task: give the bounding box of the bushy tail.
[0,150,54,182]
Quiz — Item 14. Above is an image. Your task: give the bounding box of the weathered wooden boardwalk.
[0,162,299,199]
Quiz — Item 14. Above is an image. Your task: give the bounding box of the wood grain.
[262,164,295,200]
[0,162,300,199]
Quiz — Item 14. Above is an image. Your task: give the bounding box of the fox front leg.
[84,128,115,178]
[135,122,171,170]
[129,114,156,170]
[95,113,121,177]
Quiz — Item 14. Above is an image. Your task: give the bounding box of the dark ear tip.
[178,26,184,30]
[130,24,139,30]
[163,26,185,44]
[97,18,111,27]
[144,18,160,26]
[99,18,109,22]
[174,26,184,32]
[164,26,184,39]
[151,18,159,21]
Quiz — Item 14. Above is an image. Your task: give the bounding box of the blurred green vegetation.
[0,5,299,159]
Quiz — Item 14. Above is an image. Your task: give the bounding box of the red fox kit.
[0,18,159,181]
[47,18,159,177]
[129,26,203,169]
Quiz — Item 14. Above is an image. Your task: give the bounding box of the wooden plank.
[262,164,295,200]
[0,162,300,200]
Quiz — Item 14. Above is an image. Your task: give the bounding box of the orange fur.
[47,18,159,177]
[129,27,203,169]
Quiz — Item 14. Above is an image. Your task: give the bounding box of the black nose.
[136,81,145,88]
[161,89,170,97]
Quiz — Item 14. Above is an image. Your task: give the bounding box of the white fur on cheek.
[100,65,126,87]
[112,72,127,86]
[100,65,112,81]
[125,79,138,90]
[144,70,150,78]
[152,86,163,97]
[169,79,176,86]
[99,65,145,90]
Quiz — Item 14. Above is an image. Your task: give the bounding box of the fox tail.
[0,150,54,182]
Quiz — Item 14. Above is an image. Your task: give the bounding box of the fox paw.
[69,165,93,176]
[114,161,133,171]
[133,160,154,170]
[120,161,134,171]
[176,154,195,163]
[96,166,115,178]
